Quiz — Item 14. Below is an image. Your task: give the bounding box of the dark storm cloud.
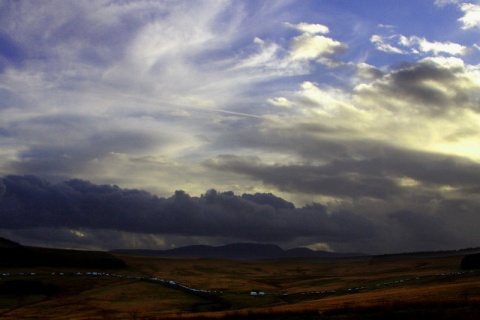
[241,192,295,209]
[214,124,361,162]
[355,58,479,116]
[0,175,379,245]
[205,155,401,199]
[0,179,5,202]
[2,174,480,253]
[204,146,480,200]
[386,210,460,252]
[1,1,479,255]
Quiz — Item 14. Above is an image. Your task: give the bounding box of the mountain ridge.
[111,242,367,260]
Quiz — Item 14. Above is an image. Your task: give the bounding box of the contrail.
[92,89,265,119]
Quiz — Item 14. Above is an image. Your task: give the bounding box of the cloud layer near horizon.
[0,174,475,254]
[1,0,480,253]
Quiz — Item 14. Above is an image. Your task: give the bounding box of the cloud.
[267,97,295,108]
[379,210,462,253]
[196,53,480,252]
[296,81,358,115]
[204,147,480,200]
[0,112,185,182]
[0,1,311,193]
[283,20,347,67]
[241,192,295,209]
[230,37,307,79]
[370,35,406,54]
[355,63,383,80]
[355,56,479,117]
[208,56,480,174]
[201,149,480,252]
[290,33,347,66]
[371,34,471,56]
[459,3,480,30]
[433,1,480,31]
[377,24,396,30]
[204,155,402,199]
[284,22,330,34]
[1,1,480,255]
[0,0,306,110]
[0,175,381,250]
[434,0,462,7]
[402,36,471,55]
[2,174,480,254]
[0,179,5,202]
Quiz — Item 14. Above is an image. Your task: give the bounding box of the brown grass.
[1,254,479,319]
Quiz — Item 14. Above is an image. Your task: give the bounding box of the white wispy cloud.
[267,97,295,108]
[284,22,330,34]
[370,35,406,54]
[371,34,471,56]
[1,0,480,253]
[434,0,462,7]
[400,36,471,55]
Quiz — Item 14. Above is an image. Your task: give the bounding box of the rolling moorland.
[1,237,480,319]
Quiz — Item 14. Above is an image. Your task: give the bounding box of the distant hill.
[373,247,480,259]
[0,237,21,248]
[112,243,366,260]
[0,237,126,269]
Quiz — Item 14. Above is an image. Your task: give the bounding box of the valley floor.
[1,254,480,319]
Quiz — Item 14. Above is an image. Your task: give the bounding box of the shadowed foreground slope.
[0,245,126,269]
[1,244,480,319]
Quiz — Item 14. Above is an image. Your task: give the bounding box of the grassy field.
[1,253,479,319]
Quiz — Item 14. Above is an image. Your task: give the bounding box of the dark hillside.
[0,237,21,248]
[461,253,480,269]
[0,246,126,269]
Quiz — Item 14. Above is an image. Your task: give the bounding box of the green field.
[1,253,480,319]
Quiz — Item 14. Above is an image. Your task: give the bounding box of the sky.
[1,0,480,254]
